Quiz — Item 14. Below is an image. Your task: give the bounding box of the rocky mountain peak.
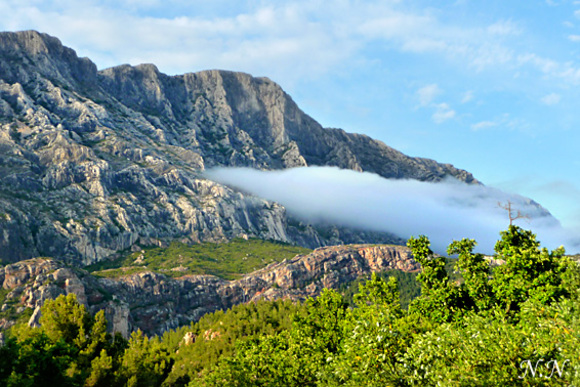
[0,30,489,265]
[0,30,97,89]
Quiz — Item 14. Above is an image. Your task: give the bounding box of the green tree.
[40,294,92,349]
[206,289,348,387]
[162,299,300,386]
[322,275,416,386]
[3,293,128,386]
[84,349,115,387]
[491,225,566,313]
[206,332,298,387]
[0,332,76,387]
[293,288,348,355]
[448,238,493,311]
[407,235,463,323]
[353,273,402,316]
[39,294,114,381]
[400,226,580,385]
[115,330,172,387]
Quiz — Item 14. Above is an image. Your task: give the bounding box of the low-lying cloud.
[205,166,579,255]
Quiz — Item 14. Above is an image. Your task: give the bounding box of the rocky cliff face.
[0,30,481,265]
[0,244,418,336]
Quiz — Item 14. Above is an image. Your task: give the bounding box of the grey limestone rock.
[0,30,493,266]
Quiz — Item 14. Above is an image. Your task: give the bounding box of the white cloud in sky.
[357,11,433,42]
[0,1,358,81]
[2,0,577,87]
[205,166,576,254]
[432,103,456,124]
[487,20,521,36]
[541,93,561,105]
[0,0,578,105]
[417,84,441,106]
[569,34,580,42]
[461,90,474,103]
[469,43,514,71]
[514,52,580,84]
[416,85,455,124]
[469,114,533,135]
[357,10,520,71]
[517,53,558,73]
[471,121,497,131]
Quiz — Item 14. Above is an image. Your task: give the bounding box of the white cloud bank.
[205,166,579,255]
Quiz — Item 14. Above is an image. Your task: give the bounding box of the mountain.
[0,30,481,266]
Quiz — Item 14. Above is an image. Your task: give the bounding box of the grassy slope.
[85,238,312,280]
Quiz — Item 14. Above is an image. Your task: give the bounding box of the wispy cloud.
[514,53,580,84]
[0,0,579,95]
[417,84,441,106]
[470,114,533,135]
[487,20,521,36]
[461,90,474,103]
[471,121,497,131]
[416,84,456,124]
[358,11,519,71]
[432,103,456,123]
[205,166,576,254]
[541,93,561,105]
[0,1,358,82]
[357,11,434,42]
[1,0,575,86]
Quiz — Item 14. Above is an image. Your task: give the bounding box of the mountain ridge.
[0,243,419,335]
[0,30,488,265]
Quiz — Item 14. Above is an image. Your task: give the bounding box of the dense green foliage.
[341,270,421,310]
[2,226,580,386]
[86,238,311,280]
[161,299,302,385]
[2,294,129,386]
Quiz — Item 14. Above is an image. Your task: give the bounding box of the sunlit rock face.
[0,30,483,264]
[0,244,418,335]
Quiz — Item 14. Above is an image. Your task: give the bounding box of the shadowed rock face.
[0,244,419,336]
[0,30,481,265]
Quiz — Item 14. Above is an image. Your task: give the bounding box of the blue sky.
[2,0,580,234]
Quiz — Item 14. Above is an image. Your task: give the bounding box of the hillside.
[0,242,418,335]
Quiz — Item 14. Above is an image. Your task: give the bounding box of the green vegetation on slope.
[3,226,580,386]
[203,226,580,386]
[341,257,459,310]
[161,299,303,385]
[341,269,421,310]
[86,238,311,280]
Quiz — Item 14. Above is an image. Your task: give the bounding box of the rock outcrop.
[0,244,419,336]
[0,30,486,265]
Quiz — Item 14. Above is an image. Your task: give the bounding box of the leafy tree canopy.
[1,226,580,386]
